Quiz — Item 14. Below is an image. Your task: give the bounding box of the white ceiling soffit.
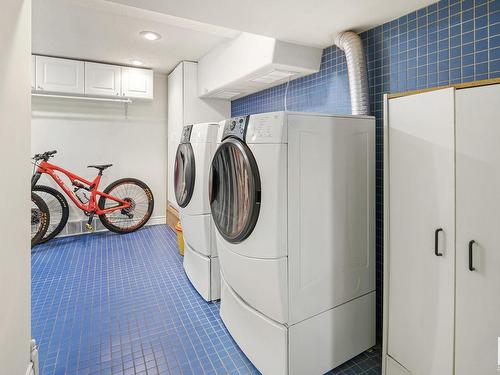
[104,0,438,47]
[32,0,240,74]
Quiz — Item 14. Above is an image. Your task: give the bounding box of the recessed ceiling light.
[130,60,144,66]
[140,31,162,41]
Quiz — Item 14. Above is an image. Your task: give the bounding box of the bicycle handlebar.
[33,150,57,161]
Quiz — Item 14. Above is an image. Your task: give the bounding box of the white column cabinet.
[167,61,230,209]
[384,83,500,375]
[167,63,184,211]
[85,62,121,96]
[35,56,85,93]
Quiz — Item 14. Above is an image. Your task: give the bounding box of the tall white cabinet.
[383,83,500,375]
[167,61,230,210]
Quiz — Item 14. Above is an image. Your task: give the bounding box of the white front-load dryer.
[174,122,220,301]
[211,112,377,375]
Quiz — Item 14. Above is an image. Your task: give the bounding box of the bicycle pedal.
[85,223,94,231]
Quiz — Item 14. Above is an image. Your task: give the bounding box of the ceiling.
[33,0,437,74]
[32,0,239,73]
[105,0,438,47]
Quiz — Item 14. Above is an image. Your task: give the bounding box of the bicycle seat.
[87,164,113,171]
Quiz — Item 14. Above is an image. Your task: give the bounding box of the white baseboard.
[57,215,166,238]
[147,216,167,226]
[25,363,34,375]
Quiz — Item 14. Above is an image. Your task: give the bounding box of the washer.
[210,112,376,375]
[174,122,220,301]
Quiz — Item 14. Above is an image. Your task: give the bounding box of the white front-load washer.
[174,122,220,301]
[210,112,376,375]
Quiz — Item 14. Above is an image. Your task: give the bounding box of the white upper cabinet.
[35,56,84,94]
[121,67,154,99]
[85,62,121,96]
[33,55,154,100]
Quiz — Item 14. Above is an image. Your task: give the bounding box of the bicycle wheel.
[31,192,50,247]
[33,185,69,243]
[98,178,154,234]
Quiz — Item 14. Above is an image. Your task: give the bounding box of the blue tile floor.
[32,224,381,375]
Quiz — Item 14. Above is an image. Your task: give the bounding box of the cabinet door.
[455,84,500,375]
[85,62,121,96]
[387,88,455,375]
[182,61,230,124]
[122,67,153,99]
[35,56,84,93]
[386,356,411,375]
[31,55,36,90]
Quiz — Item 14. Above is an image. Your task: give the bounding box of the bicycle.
[31,192,50,246]
[32,150,154,236]
[32,185,69,244]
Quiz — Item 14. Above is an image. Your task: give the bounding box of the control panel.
[221,116,249,141]
[180,124,193,143]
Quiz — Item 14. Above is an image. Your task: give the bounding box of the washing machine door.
[174,142,195,208]
[210,137,261,243]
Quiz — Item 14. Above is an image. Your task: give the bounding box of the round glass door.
[210,138,261,243]
[174,143,195,208]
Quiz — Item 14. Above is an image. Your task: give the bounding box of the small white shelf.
[31,92,133,103]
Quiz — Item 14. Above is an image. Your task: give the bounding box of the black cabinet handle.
[469,240,476,271]
[435,228,444,256]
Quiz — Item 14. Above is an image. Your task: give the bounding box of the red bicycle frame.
[34,160,131,215]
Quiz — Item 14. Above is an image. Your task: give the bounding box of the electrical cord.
[284,76,291,111]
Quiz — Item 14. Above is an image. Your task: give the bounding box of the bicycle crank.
[86,212,95,231]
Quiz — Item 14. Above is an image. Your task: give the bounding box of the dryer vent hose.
[335,31,370,116]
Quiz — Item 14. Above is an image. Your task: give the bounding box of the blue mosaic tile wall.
[231,0,500,342]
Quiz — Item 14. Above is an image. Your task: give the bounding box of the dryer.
[174,122,220,301]
[210,112,376,375]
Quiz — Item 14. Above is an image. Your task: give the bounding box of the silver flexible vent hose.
[335,31,370,115]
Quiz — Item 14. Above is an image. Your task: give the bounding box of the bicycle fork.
[31,172,42,189]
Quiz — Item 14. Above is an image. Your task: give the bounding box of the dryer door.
[210,137,261,243]
[174,143,195,208]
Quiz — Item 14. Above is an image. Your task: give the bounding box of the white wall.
[0,1,32,374]
[32,74,168,225]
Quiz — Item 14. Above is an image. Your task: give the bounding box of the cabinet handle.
[469,240,476,271]
[435,228,444,256]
